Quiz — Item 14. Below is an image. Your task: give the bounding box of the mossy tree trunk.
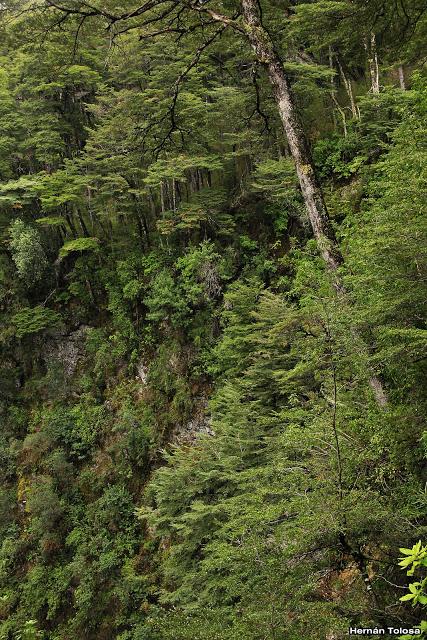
[240,0,387,407]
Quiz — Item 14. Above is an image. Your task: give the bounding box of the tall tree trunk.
[76,209,90,237]
[336,56,359,120]
[329,47,338,130]
[141,212,150,247]
[240,0,343,277]
[172,177,177,212]
[148,188,157,219]
[398,64,406,90]
[160,181,165,213]
[64,207,77,238]
[365,33,380,94]
[329,52,348,137]
[371,33,380,94]
[240,0,387,408]
[135,214,146,248]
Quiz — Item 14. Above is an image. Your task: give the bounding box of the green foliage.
[251,158,297,199]
[35,216,65,227]
[346,83,427,409]
[139,267,421,638]
[9,219,48,285]
[398,542,427,638]
[144,242,224,333]
[59,237,100,258]
[16,620,43,640]
[11,306,61,338]
[0,3,426,639]
[314,132,366,179]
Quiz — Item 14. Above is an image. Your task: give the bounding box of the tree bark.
[398,64,406,90]
[64,207,77,238]
[160,181,165,213]
[336,56,359,120]
[329,47,338,131]
[365,33,380,94]
[76,209,90,237]
[239,0,387,408]
[329,53,348,138]
[240,0,343,279]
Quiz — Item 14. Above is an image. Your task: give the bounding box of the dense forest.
[0,0,427,638]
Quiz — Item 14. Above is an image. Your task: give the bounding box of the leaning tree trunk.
[241,0,343,277]
[240,0,387,408]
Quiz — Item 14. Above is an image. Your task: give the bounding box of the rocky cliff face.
[43,325,90,377]
[171,395,214,444]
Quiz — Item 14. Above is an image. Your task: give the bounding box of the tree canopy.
[0,0,426,638]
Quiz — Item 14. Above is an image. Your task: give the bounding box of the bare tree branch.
[152,22,227,156]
